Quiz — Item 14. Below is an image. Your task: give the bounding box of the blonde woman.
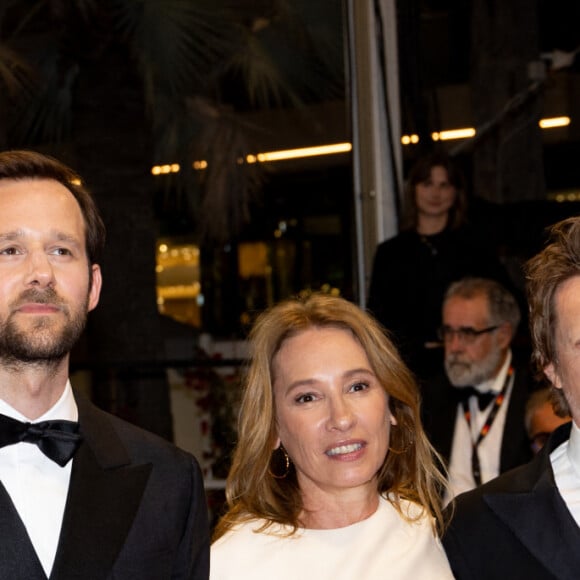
[211,294,453,579]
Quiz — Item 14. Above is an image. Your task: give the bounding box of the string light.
[151,116,571,174]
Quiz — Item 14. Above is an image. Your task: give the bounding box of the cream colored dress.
[210,496,454,579]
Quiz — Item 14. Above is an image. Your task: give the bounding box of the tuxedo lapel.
[485,425,580,579]
[50,394,152,580]
[0,481,46,579]
[485,472,580,578]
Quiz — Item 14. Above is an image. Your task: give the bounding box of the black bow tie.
[458,387,497,411]
[0,413,82,467]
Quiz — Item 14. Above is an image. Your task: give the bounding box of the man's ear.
[544,363,562,390]
[88,264,102,312]
[496,322,513,349]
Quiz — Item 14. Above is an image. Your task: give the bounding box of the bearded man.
[420,277,536,502]
[0,150,209,580]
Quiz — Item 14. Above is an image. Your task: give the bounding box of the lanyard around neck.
[461,365,514,485]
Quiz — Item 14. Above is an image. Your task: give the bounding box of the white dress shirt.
[445,351,514,504]
[551,420,580,526]
[0,382,77,577]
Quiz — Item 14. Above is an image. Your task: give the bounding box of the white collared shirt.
[0,382,77,577]
[551,420,580,527]
[445,351,514,504]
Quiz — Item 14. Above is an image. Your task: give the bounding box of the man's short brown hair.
[0,150,105,265]
[524,217,580,416]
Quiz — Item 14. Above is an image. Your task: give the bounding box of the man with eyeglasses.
[421,277,536,503]
[443,217,580,580]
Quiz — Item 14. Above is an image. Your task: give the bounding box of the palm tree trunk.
[68,41,174,440]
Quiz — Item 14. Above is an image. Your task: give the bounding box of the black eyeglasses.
[437,325,499,344]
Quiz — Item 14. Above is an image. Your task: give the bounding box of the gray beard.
[445,347,503,387]
[0,288,88,369]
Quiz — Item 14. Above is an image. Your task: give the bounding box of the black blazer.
[0,391,210,579]
[443,422,580,580]
[421,361,534,474]
[367,227,512,377]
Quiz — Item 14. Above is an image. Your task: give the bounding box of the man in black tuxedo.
[443,217,580,580]
[421,277,533,503]
[0,150,209,579]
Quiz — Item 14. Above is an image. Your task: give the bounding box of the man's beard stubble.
[0,287,89,367]
[445,345,503,388]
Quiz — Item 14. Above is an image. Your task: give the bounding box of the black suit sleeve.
[175,456,210,580]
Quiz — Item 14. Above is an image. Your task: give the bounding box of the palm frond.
[0,44,36,98]
[152,95,266,240]
[111,0,241,98]
[68,0,99,21]
[226,29,303,109]
[267,0,345,100]
[221,0,344,109]
[198,114,265,241]
[9,54,77,145]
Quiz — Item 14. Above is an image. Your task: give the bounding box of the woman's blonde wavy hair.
[213,293,448,541]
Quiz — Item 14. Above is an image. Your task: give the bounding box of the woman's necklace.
[419,234,438,256]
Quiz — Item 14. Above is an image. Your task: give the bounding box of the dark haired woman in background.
[367,150,510,380]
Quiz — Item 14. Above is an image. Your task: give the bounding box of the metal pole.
[346,0,402,306]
